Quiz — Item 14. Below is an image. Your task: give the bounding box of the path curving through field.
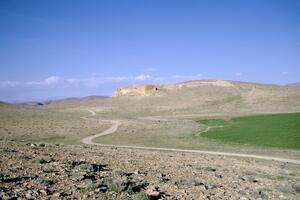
[81,110,121,145]
[81,109,300,165]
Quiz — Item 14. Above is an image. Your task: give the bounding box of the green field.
[199,113,300,150]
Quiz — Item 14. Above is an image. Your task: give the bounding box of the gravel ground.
[0,141,299,200]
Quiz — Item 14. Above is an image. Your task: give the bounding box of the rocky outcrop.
[114,85,160,97]
[114,80,235,97]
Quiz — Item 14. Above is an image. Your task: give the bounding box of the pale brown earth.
[1,141,300,200]
[1,80,300,199]
[51,80,300,117]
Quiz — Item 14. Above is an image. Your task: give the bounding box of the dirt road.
[81,110,121,144]
[81,110,300,165]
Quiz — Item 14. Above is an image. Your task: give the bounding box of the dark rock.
[34,156,54,164]
[0,175,31,183]
[60,191,72,197]
[95,185,108,193]
[132,180,148,192]
[70,160,107,172]
[120,172,133,177]
[0,187,8,193]
[70,160,86,168]
[42,168,60,173]
[194,181,205,186]
[158,173,170,183]
[46,186,56,195]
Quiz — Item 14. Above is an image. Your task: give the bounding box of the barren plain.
[1,80,300,199]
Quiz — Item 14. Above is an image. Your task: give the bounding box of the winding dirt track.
[81,110,121,145]
[81,110,300,165]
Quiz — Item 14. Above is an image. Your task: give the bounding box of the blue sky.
[0,0,299,101]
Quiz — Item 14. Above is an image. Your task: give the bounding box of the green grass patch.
[198,118,231,126]
[198,113,300,150]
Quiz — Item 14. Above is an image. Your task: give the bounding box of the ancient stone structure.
[114,84,160,97]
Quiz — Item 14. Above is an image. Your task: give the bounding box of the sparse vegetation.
[132,191,150,200]
[1,80,300,199]
[0,106,110,144]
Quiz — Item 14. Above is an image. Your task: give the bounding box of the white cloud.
[135,74,152,81]
[0,73,205,89]
[0,73,208,101]
[235,72,242,76]
[0,76,65,88]
[44,76,62,85]
[0,81,20,88]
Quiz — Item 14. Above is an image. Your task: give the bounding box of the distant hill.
[0,101,10,106]
[107,79,300,116]
[115,80,243,97]
[9,80,300,116]
[16,96,109,106]
[286,82,300,87]
[48,95,109,104]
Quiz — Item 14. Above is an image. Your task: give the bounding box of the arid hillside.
[48,80,300,117]
[1,80,300,199]
[3,79,299,147]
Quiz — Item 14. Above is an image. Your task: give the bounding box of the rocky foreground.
[0,141,299,200]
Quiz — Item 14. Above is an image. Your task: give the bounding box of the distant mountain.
[16,96,110,106]
[286,82,300,87]
[48,95,109,104]
[0,101,10,105]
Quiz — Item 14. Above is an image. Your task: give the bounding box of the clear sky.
[0,0,299,102]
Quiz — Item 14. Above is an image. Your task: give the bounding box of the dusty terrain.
[1,80,300,199]
[1,141,300,200]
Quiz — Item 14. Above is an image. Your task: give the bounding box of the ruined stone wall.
[114,85,160,97]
